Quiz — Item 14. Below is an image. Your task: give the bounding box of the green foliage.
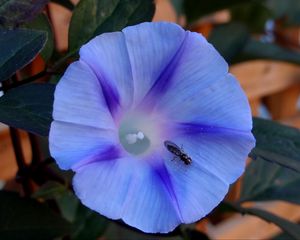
[250,118,300,173]
[230,2,272,33]
[0,191,71,240]
[104,221,182,240]
[32,181,67,200]
[0,83,55,136]
[0,0,48,27]
[185,229,210,240]
[0,29,47,82]
[32,181,109,240]
[170,0,184,15]
[56,191,79,223]
[68,0,155,51]
[32,181,79,222]
[184,0,300,29]
[234,39,300,65]
[208,23,250,63]
[267,0,300,26]
[23,14,54,62]
[227,202,300,240]
[240,159,300,204]
[71,204,109,240]
[241,118,300,238]
[184,0,250,24]
[32,182,184,240]
[273,231,295,240]
[208,23,300,65]
[51,0,74,11]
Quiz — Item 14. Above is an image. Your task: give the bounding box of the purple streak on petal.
[152,162,183,222]
[82,59,120,118]
[72,145,121,171]
[100,78,120,118]
[138,32,189,111]
[49,120,117,170]
[174,122,252,137]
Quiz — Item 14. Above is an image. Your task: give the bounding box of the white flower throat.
[118,112,163,155]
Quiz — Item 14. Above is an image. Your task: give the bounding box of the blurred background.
[1,0,300,239]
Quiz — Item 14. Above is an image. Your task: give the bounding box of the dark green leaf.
[208,23,250,63]
[240,159,300,204]
[266,0,300,26]
[47,162,74,184]
[230,2,272,33]
[0,29,47,82]
[32,181,67,200]
[184,0,250,24]
[250,118,300,173]
[233,39,300,65]
[68,0,155,51]
[57,191,108,240]
[104,221,182,240]
[226,202,300,240]
[23,14,54,62]
[0,83,55,136]
[185,229,210,240]
[0,0,48,27]
[72,205,109,240]
[51,0,74,11]
[273,231,295,240]
[56,191,79,223]
[49,188,108,239]
[0,191,70,240]
[33,181,78,222]
[170,0,184,15]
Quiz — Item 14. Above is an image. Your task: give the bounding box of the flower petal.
[170,130,255,184]
[161,74,252,131]
[73,158,181,233]
[159,126,254,223]
[161,158,229,223]
[49,121,118,170]
[79,32,134,117]
[53,61,115,129]
[122,22,186,105]
[125,24,228,111]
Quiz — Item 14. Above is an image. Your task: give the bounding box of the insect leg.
[180,144,184,152]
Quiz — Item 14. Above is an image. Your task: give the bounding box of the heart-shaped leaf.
[23,14,54,62]
[0,0,48,27]
[0,83,55,136]
[250,118,300,173]
[240,159,300,204]
[68,0,155,51]
[0,29,47,82]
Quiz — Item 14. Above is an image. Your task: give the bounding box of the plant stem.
[0,70,48,91]
[49,49,78,72]
[2,79,33,196]
[28,133,43,165]
[0,49,78,92]
[9,127,33,196]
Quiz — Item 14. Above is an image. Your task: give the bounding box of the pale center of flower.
[118,112,163,155]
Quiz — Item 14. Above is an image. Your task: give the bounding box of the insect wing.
[164,141,181,156]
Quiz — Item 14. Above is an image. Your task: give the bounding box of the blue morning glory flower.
[49,22,255,233]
